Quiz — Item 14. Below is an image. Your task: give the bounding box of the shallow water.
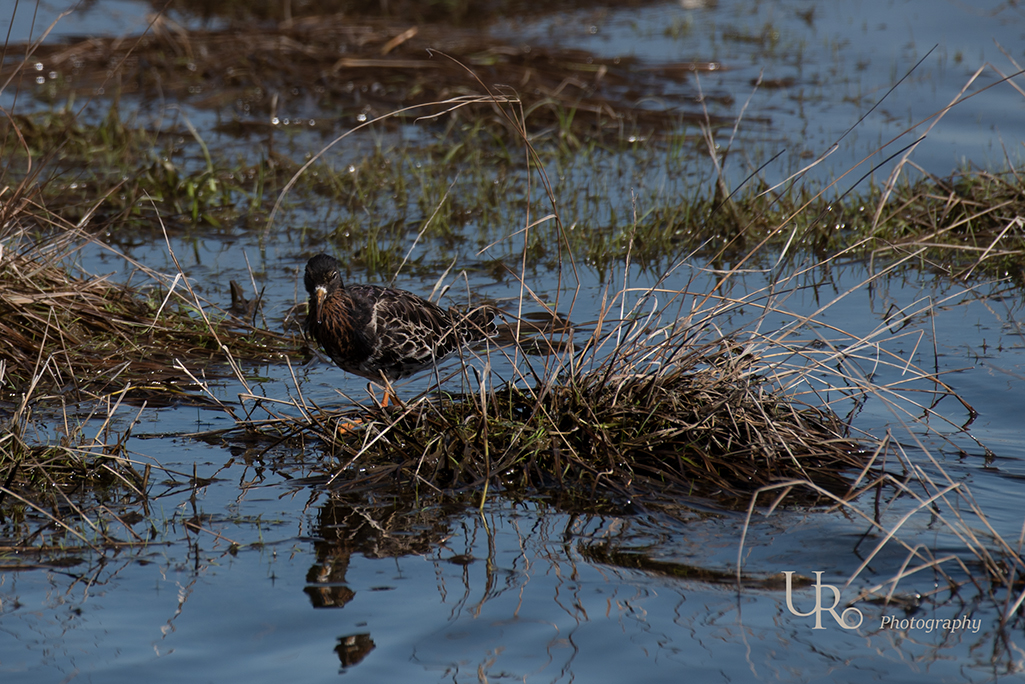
[492,0,1025,183]
[3,475,1016,682]
[4,1,1025,682]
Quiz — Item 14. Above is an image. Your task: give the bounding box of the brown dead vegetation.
[5,13,735,137]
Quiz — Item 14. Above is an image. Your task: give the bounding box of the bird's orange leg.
[332,414,364,436]
[374,378,399,408]
[328,383,398,440]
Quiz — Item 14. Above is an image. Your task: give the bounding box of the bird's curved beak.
[314,286,327,325]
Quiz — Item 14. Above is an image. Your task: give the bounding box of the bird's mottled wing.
[449,304,497,342]
[344,285,458,380]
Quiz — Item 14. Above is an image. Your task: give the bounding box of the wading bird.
[303,253,495,406]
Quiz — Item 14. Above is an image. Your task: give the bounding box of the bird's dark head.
[304,253,343,325]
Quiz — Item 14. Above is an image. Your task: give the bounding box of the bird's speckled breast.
[306,289,376,377]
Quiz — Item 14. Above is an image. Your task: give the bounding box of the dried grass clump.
[0,199,294,403]
[333,354,860,505]
[208,289,872,509]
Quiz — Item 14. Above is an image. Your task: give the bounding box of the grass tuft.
[328,356,861,505]
[0,194,296,401]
